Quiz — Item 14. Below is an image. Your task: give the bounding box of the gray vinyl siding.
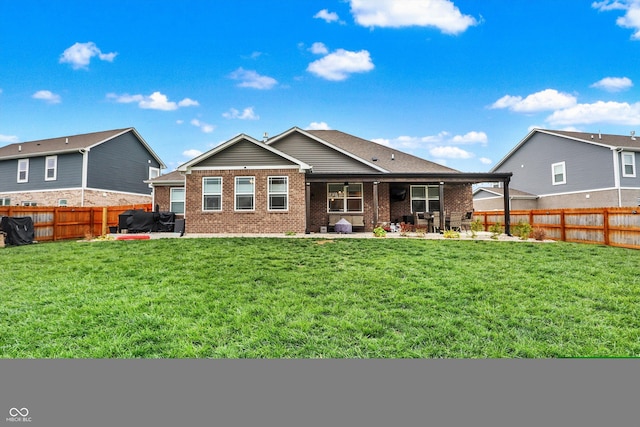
[270,133,379,173]
[87,131,160,194]
[194,140,297,168]
[0,153,83,191]
[494,133,615,195]
[473,190,500,200]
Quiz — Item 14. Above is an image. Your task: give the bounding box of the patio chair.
[414,212,430,231]
[432,211,441,233]
[449,212,463,231]
[461,211,473,231]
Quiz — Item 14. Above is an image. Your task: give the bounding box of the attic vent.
[372,157,378,161]
[65,137,69,144]
[18,145,21,152]
[631,131,636,141]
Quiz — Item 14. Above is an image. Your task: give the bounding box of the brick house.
[149,127,512,234]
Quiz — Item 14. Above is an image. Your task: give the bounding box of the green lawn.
[1,237,638,358]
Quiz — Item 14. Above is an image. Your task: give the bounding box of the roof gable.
[178,134,311,172]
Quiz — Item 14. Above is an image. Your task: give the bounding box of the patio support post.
[503,177,511,236]
[439,182,445,231]
[305,182,311,234]
[373,181,379,227]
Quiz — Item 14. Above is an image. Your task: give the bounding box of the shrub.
[489,222,504,240]
[532,228,547,241]
[373,226,387,237]
[470,219,484,238]
[513,220,533,240]
[443,229,460,239]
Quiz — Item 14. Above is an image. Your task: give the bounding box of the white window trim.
[170,187,185,214]
[17,159,29,183]
[410,185,439,213]
[202,177,223,212]
[327,183,363,213]
[235,176,255,211]
[552,161,566,185]
[622,152,636,178]
[149,167,160,180]
[45,155,57,181]
[268,176,289,211]
[0,197,11,206]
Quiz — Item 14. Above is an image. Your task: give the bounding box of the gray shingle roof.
[543,129,640,150]
[306,129,459,174]
[0,128,132,159]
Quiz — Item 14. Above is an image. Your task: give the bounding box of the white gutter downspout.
[612,148,622,207]
[80,148,89,207]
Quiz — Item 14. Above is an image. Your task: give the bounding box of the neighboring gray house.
[473,186,538,211]
[0,128,165,207]
[487,128,640,209]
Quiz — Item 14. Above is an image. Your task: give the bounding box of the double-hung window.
[203,177,222,211]
[622,152,636,177]
[170,188,185,214]
[327,183,362,212]
[17,159,29,183]
[410,185,440,212]
[235,177,254,211]
[45,156,57,181]
[268,176,288,211]
[552,162,566,185]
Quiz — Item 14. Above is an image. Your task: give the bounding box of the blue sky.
[2,1,640,172]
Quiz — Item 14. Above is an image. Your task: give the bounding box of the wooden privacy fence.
[474,207,640,250]
[0,204,152,242]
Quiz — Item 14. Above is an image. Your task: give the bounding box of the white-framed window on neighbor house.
[552,161,566,185]
[327,183,363,212]
[203,177,222,211]
[148,167,160,187]
[17,159,29,183]
[58,199,68,207]
[45,155,57,181]
[235,176,255,211]
[22,201,37,206]
[170,188,185,214]
[0,198,10,206]
[410,185,440,213]
[622,152,636,177]
[268,176,288,211]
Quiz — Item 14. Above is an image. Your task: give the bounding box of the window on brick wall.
[268,176,288,211]
[235,176,254,211]
[327,183,362,212]
[410,185,439,212]
[170,187,185,214]
[203,177,222,211]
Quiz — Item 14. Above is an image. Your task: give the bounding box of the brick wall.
[0,189,152,207]
[184,169,306,233]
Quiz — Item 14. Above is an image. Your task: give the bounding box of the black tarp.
[129,211,159,233]
[157,212,176,232]
[1,216,34,246]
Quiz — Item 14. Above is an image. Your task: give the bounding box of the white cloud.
[593,1,640,39]
[190,119,215,133]
[0,134,19,143]
[229,67,277,89]
[371,138,391,146]
[59,42,117,69]
[32,90,61,104]
[429,146,474,159]
[307,121,331,130]
[307,48,374,81]
[107,92,198,111]
[183,149,203,158]
[546,101,640,125]
[590,76,633,92]
[222,107,259,120]
[490,89,577,113]
[349,0,478,34]
[479,157,493,165]
[309,42,329,55]
[450,131,488,145]
[314,9,340,23]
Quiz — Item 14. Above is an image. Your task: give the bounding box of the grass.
[1,237,639,358]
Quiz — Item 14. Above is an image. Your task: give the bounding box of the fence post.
[102,207,108,236]
[603,208,610,246]
[560,210,566,242]
[53,207,58,241]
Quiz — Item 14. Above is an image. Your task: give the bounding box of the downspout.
[79,148,89,207]
[438,182,445,231]
[612,148,622,207]
[372,181,379,227]
[305,182,311,234]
